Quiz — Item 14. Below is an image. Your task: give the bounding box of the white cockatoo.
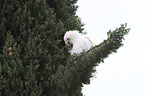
[64,30,94,55]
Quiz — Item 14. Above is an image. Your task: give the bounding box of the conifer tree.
[0,0,130,96]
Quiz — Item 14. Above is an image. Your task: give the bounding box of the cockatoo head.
[64,30,82,49]
[64,30,94,55]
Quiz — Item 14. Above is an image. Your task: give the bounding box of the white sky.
[76,0,145,96]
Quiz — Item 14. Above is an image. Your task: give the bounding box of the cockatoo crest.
[64,30,94,55]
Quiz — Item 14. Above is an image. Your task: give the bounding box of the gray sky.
[76,0,145,96]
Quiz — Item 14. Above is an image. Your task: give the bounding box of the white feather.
[64,30,94,55]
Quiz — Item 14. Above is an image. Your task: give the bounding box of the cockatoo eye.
[67,38,70,41]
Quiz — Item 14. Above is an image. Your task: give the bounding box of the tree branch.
[51,23,130,94]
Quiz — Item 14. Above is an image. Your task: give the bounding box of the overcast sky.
[76,0,145,96]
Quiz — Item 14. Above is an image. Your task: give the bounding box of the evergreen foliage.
[0,0,130,96]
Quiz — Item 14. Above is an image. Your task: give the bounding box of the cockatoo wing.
[84,37,94,46]
[71,36,94,55]
[82,36,94,51]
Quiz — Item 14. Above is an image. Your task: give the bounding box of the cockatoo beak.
[65,43,70,48]
[65,40,72,48]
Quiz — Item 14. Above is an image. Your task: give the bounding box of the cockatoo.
[64,30,94,55]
